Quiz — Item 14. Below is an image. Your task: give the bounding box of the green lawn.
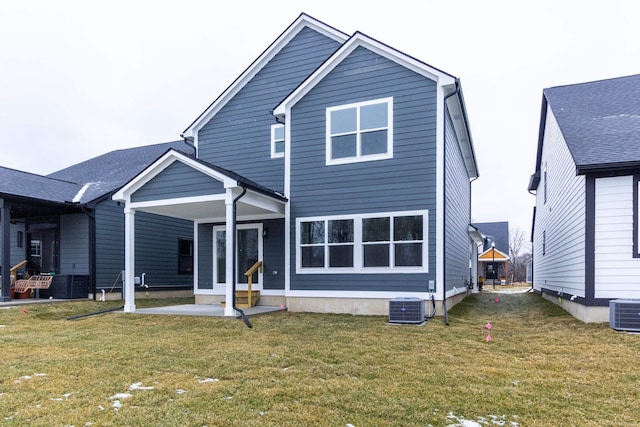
[0,292,638,426]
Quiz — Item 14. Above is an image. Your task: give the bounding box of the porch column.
[124,207,136,312]
[224,195,235,316]
[0,199,11,302]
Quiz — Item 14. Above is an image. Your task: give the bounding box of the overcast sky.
[1,0,639,237]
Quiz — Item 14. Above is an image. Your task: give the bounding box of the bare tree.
[509,227,531,283]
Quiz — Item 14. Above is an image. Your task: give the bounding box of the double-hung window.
[297,210,427,273]
[271,123,285,158]
[326,97,393,165]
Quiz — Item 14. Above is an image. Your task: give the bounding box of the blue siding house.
[112,13,480,316]
[0,141,196,301]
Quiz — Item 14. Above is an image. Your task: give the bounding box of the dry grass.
[0,292,638,426]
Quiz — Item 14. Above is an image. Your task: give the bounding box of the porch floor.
[134,304,286,317]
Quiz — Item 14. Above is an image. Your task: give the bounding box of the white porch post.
[124,207,136,313]
[224,194,235,317]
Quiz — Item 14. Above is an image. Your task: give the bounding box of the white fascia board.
[183,14,348,139]
[273,32,457,118]
[128,194,226,210]
[445,89,479,179]
[468,225,484,244]
[478,247,510,260]
[112,150,237,202]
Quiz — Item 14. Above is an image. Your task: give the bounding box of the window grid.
[271,123,285,158]
[326,97,393,165]
[297,210,427,274]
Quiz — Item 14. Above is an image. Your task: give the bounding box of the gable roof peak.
[182,12,348,139]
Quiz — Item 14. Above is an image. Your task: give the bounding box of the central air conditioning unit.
[609,299,640,332]
[389,297,425,324]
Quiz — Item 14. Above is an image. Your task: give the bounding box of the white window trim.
[296,210,428,274]
[271,123,285,158]
[212,223,263,288]
[326,97,393,165]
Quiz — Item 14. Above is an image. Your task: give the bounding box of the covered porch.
[112,149,287,317]
[478,245,510,289]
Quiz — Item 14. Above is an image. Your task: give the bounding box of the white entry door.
[213,224,263,290]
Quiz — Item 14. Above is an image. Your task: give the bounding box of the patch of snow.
[111,400,123,410]
[34,373,47,377]
[110,393,132,400]
[129,382,154,391]
[72,183,91,203]
[51,398,64,401]
[176,389,186,395]
[97,406,104,411]
[447,412,519,427]
[198,378,219,384]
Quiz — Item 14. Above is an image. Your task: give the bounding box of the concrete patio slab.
[134,304,286,317]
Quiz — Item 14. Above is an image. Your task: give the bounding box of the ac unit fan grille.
[610,299,640,332]
[389,298,424,324]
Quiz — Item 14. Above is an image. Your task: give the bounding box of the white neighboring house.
[528,74,640,322]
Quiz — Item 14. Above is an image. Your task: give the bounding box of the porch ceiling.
[132,197,285,222]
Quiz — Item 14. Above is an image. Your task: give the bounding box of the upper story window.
[326,97,393,165]
[271,123,285,158]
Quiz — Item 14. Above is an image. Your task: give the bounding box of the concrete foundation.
[541,293,609,323]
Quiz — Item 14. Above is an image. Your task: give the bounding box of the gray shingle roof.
[472,221,509,254]
[48,140,195,204]
[0,166,80,204]
[544,74,640,172]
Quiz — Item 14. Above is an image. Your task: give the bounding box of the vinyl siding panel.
[197,223,213,290]
[594,176,640,298]
[198,27,341,193]
[95,200,194,291]
[289,46,437,292]
[59,214,89,275]
[132,161,225,202]
[135,211,193,288]
[444,110,472,294]
[2,222,27,267]
[262,218,285,290]
[532,107,586,296]
[95,200,126,290]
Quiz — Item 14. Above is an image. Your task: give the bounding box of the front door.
[213,224,263,290]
